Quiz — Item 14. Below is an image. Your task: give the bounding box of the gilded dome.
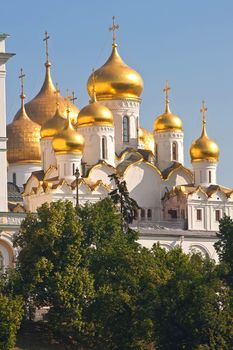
[139,127,154,154]
[76,93,114,127]
[154,102,183,133]
[7,96,41,164]
[190,119,219,163]
[52,113,85,155]
[14,63,79,126]
[87,44,143,101]
[40,105,66,139]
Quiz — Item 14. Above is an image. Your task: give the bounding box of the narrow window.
[123,116,130,142]
[215,210,221,222]
[102,137,106,159]
[134,209,138,220]
[12,173,16,185]
[197,209,202,221]
[209,170,212,183]
[200,171,202,183]
[73,163,75,175]
[181,209,185,219]
[147,209,152,220]
[64,163,66,176]
[172,142,177,161]
[141,209,145,220]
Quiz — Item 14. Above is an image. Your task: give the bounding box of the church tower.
[190,101,219,186]
[0,34,14,211]
[153,81,184,170]
[86,17,143,155]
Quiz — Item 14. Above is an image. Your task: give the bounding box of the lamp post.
[74,167,80,208]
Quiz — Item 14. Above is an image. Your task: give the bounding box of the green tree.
[214,215,233,287]
[78,198,161,349]
[108,173,139,226]
[151,246,233,350]
[14,200,94,339]
[0,272,24,350]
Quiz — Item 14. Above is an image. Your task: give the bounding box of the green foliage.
[108,173,139,226]
[151,247,233,350]
[215,215,233,286]
[14,200,94,336]
[0,272,24,350]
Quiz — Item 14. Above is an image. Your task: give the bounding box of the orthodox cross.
[109,16,119,46]
[70,91,77,104]
[54,83,60,107]
[200,100,207,125]
[19,68,25,98]
[163,80,171,104]
[43,31,50,63]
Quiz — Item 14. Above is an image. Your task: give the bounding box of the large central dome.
[87,44,143,101]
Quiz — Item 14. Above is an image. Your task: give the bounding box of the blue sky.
[1,0,233,186]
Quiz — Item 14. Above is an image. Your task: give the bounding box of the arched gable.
[123,160,162,208]
[88,162,116,186]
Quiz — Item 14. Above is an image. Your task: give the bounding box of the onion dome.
[87,18,143,101]
[52,109,85,155]
[40,104,66,139]
[190,102,219,163]
[77,84,113,127]
[154,81,183,133]
[139,127,154,153]
[13,33,79,125]
[7,72,41,164]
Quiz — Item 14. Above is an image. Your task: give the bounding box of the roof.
[7,182,23,202]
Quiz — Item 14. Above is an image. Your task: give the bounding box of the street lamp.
[74,167,80,208]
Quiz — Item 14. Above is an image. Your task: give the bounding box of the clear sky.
[1,0,233,186]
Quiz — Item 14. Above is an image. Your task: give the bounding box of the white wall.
[40,138,57,171]
[8,163,42,188]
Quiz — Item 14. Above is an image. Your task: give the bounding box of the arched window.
[64,163,67,176]
[73,163,76,175]
[12,173,16,185]
[102,137,106,159]
[147,209,152,220]
[172,142,177,161]
[141,208,145,221]
[209,171,212,183]
[123,116,130,142]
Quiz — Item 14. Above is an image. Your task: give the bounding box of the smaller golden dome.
[139,127,154,154]
[154,81,183,133]
[40,105,66,139]
[76,92,114,127]
[52,111,85,155]
[87,44,143,101]
[190,112,219,163]
[7,94,41,164]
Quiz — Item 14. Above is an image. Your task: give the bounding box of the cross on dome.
[163,80,171,104]
[109,16,119,47]
[200,100,207,125]
[43,31,50,64]
[19,68,25,100]
[70,91,77,104]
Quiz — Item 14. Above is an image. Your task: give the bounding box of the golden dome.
[52,111,85,155]
[77,91,114,127]
[154,102,183,132]
[87,44,143,101]
[14,63,79,126]
[7,94,41,164]
[190,114,219,163]
[40,105,66,139]
[154,81,183,133]
[139,127,154,153]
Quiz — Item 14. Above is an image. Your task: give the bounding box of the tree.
[0,272,24,350]
[214,215,233,287]
[14,200,94,339]
[151,246,233,350]
[78,198,160,350]
[108,173,139,227]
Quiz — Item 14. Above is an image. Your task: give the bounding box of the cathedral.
[1,19,233,268]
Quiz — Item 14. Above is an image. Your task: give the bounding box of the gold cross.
[19,68,25,97]
[163,80,171,103]
[109,16,119,46]
[200,100,207,124]
[70,91,77,104]
[54,83,60,106]
[43,31,50,63]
